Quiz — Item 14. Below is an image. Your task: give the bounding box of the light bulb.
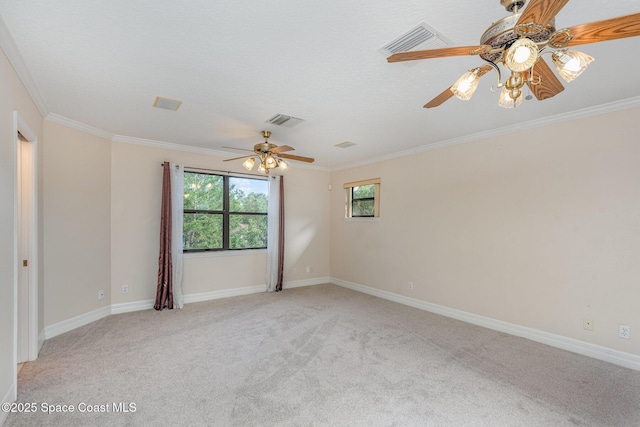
[513,45,532,63]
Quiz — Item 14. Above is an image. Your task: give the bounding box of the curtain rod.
[160,162,270,179]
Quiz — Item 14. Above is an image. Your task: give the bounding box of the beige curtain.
[266,175,285,292]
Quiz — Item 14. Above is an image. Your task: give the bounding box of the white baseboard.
[331,278,640,372]
[44,306,111,340]
[43,278,329,340]
[284,277,329,289]
[184,285,266,304]
[177,277,328,303]
[111,299,155,315]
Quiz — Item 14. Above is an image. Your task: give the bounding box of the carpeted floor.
[6,284,640,426]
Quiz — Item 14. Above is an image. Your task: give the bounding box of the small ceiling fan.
[387,0,640,108]
[223,131,314,173]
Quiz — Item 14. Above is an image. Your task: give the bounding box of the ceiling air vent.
[266,114,305,128]
[153,96,182,111]
[379,22,452,63]
[334,141,357,149]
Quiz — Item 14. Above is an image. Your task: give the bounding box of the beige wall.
[43,121,112,325]
[110,141,331,304]
[331,107,640,356]
[0,47,43,409]
[25,105,640,361]
[38,131,332,324]
[281,163,331,282]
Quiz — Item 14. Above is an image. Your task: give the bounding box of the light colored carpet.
[6,284,640,426]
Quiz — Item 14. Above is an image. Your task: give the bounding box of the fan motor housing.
[479,13,555,63]
[254,142,277,154]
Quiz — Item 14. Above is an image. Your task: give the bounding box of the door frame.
[13,111,39,370]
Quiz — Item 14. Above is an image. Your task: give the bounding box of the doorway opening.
[14,111,39,371]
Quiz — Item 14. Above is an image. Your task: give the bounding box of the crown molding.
[332,96,640,171]
[42,113,330,171]
[112,134,330,171]
[42,92,640,174]
[112,134,233,157]
[44,94,639,174]
[0,15,49,118]
[45,113,113,140]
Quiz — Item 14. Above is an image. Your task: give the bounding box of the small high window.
[344,178,380,218]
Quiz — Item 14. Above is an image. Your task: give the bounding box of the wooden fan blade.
[270,145,295,153]
[424,88,454,109]
[563,13,640,47]
[517,0,569,27]
[223,155,254,162]
[424,65,494,109]
[222,146,254,152]
[387,45,491,63]
[278,153,315,163]
[527,58,565,100]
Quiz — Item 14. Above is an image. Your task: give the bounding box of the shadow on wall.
[287,219,317,272]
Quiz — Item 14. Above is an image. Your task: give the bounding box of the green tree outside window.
[183,172,268,251]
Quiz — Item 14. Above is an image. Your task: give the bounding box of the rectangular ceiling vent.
[379,22,452,64]
[266,114,305,128]
[153,96,182,111]
[334,141,357,149]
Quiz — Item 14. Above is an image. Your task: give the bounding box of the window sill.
[344,217,381,222]
[184,249,267,259]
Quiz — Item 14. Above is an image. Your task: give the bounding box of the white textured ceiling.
[1,1,639,169]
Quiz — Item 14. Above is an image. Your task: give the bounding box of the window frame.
[343,178,380,219]
[183,171,268,252]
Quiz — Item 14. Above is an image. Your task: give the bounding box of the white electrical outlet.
[306,266,312,273]
[619,324,631,339]
[122,284,129,294]
[583,318,594,331]
[292,267,297,275]
[98,289,105,300]
[408,282,414,290]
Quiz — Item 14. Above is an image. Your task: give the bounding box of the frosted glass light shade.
[498,86,523,108]
[265,154,277,169]
[552,50,594,83]
[242,157,255,171]
[504,38,539,72]
[451,70,480,100]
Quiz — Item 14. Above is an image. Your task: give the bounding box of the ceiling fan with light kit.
[387,0,640,108]
[223,131,315,173]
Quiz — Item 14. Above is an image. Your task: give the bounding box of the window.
[183,172,268,251]
[344,178,380,218]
